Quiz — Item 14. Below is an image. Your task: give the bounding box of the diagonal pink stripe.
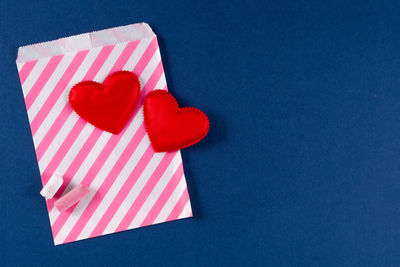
[25,55,63,110]
[89,145,156,237]
[63,128,102,180]
[134,61,164,106]
[35,105,73,161]
[43,37,152,170]
[51,38,161,240]
[34,45,115,161]
[37,40,139,151]
[30,50,89,135]
[115,152,177,232]
[46,127,103,211]
[166,188,190,222]
[61,60,164,241]
[19,60,38,85]
[42,42,139,218]
[52,71,162,239]
[41,45,118,214]
[109,40,140,73]
[38,41,139,166]
[44,40,145,204]
[52,39,162,241]
[140,163,184,227]
[81,45,118,80]
[132,38,158,75]
[42,41,140,210]
[76,59,164,238]
[62,124,148,242]
[51,119,132,237]
[41,118,87,185]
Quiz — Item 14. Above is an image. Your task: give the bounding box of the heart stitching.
[68,71,140,134]
[144,90,210,152]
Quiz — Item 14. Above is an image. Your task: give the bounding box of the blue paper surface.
[1,0,400,266]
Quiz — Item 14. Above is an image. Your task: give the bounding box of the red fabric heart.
[68,71,140,134]
[144,90,209,152]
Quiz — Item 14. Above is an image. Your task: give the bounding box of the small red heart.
[144,90,209,152]
[68,71,140,134]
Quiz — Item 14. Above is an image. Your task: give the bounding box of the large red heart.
[68,71,140,134]
[144,90,209,152]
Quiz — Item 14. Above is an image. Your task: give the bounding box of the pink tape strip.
[54,185,90,212]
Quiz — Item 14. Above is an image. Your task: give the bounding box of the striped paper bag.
[16,23,192,245]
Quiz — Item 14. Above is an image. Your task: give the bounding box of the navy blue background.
[1,0,400,266]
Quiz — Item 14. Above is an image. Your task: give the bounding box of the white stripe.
[77,131,150,239]
[37,114,79,173]
[154,73,167,90]
[53,111,146,244]
[44,124,97,224]
[20,46,42,63]
[17,62,23,72]
[48,39,152,219]
[84,56,164,236]
[48,131,112,224]
[21,57,50,97]
[27,54,75,119]
[51,39,160,243]
[138,47,161,87]
[178,199,192,219]
[36,43,128,169]
[53,124,96,177]
[129,153,182,228]
[122,38,152,72]
[102,149,164,235]
[159,72,167,89]
[34,44,128,167]
[90,43,128,82]
[32,48,102,146]
[153,175,187,224]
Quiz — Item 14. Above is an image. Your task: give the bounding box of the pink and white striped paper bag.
[16,23,192,245]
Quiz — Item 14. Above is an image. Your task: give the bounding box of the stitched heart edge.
[143,89,210,152]
[68,70,141,135]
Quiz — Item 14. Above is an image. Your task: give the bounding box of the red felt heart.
[144,90,209,152]
[68,71,140,134]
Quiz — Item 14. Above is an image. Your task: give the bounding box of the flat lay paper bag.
[16,23,192,245]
